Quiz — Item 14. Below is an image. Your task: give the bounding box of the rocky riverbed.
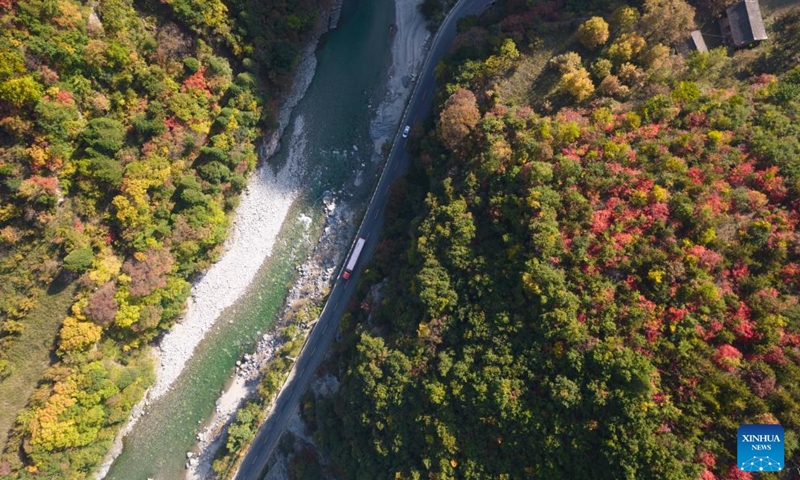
[187,193,357,479]
[185,0,432,477]
[93,1,343,477]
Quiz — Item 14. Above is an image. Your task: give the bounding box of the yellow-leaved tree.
[58,317,102,354]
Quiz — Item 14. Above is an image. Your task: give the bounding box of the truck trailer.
[342,237,366,280]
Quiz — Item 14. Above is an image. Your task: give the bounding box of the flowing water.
[105,0,394,477]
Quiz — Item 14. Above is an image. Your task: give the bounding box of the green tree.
[35,99,81,142]
[87,157,124,188]
[63,248,94,272]
[81,118,126,157]
[226,422,253,451]
[414,257,457,317]
[591,58,613,79]
[0,51,25,80]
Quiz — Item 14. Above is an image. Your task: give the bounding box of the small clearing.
[0,281,76,450]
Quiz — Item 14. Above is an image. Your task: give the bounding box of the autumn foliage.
[317,31,800,480]
[122,248,175,298]
[85,282,119,326]
[438,89,481,150]
[578,17,610,49]
[0,0,317,469]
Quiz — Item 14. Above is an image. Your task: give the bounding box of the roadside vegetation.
[0,0,322,474]
[308,0,800,478]
[209,300,319,479]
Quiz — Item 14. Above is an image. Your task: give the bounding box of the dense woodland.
[0,0,320,474]
[310,0,800,478]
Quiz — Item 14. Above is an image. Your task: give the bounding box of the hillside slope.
[0,0,320,475]
[309,2,800,479]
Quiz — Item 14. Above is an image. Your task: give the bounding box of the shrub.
[1,321,24,336]
[63,248,94,272]
[0,359,12,380]
[549,52,583,74]
[618,62,647,88]
[183,57,200,74]
[598,75,629,97]
[591,58,613,80]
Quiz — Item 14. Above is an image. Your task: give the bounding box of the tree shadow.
[47,270,73,295]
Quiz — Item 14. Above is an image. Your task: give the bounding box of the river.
[105,0,395,478]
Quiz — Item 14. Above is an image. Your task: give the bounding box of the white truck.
[342,237,366,280]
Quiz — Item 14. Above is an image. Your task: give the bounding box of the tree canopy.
[0,0,318,471]
[578,17,610,49]
[311,4,800,480]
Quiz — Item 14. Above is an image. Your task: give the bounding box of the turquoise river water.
[106,0,394,477]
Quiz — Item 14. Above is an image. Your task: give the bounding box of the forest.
[308,0,800,478]
[0,0,320,474]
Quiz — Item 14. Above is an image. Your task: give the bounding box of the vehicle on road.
[342,237,366,279]
[402,125,410,138]
[235,2,497,477]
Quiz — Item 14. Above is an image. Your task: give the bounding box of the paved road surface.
[234,1,493,478]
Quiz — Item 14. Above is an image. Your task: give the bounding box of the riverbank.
[93,3,341,477]
[188,192,357,479]
[186,0,432,477]
[369,0,430,155]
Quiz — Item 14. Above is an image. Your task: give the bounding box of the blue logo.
[738,424,784,472]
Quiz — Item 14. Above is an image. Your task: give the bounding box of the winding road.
[234,0,493,477]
